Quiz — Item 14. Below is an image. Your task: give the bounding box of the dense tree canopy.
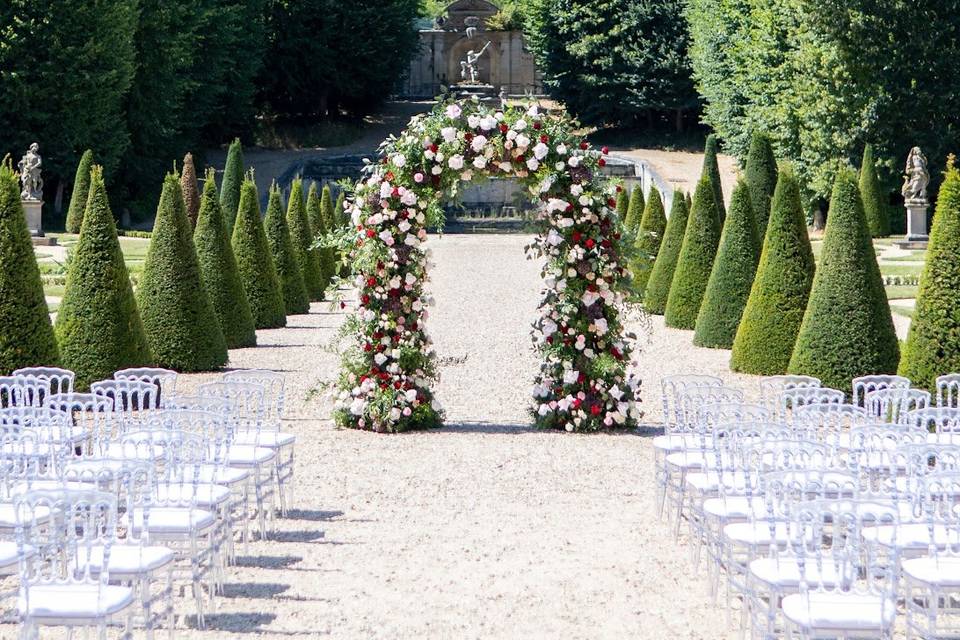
[527,0,698,127]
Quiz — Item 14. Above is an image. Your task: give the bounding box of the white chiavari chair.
[851,374,911,408]
[114,368,177,409]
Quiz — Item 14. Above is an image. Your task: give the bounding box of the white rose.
[556,144,567,155]
[448,154,464,170]
[514,119,527,130]
[516,134,530,149]
[441,127,457,143]
[471,135,487,152]
[526,158,539,171]
[391,154,406,168]
[473,156,487,169]
[533,142,549,160]
[431,165,443,175]
[480,116,496,131]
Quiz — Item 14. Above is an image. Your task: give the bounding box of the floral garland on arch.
[331,98,642,433]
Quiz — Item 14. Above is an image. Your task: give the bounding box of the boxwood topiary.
[664,175,721,329]
[623,185,645,233]
[264,183,309,315]
[859,144,889,238]
[307,182,335,292]
[286,178,324,302]
[703,134,725,223]
[56,166,151,390]
[693,179,760,348]
[65,149,94,234]
[220,138,244,234]
[745,132,777,239]
[788,167,899,388]
[730,165,814,375]
[615,185,629,222]
[0,159,59,373]
[644,190,689,315]
[193,168,256,349]
[631,187,667,296]
[231,177,286,329]
[899,157,960,390]
[137,173,228,372]
[180,152,201,229]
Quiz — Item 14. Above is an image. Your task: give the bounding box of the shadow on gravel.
[234,555,303,569]
[221,582,291,599]
[441,421,538,434]
[635,424,666,438]
[285,508,344,521]
[187,612,276,632]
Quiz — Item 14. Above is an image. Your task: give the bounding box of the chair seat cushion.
[99,443,165,462]
[686,471,749,493]
[703,496,766,520]
[195,465,249,485]
[749,557,850,589]
[122,507,216,535]
[0,503,50,528]
[723,521,805,546]
[232,431,295,448]
[666,451,730,471]
[653,434,706,452]
[77,544,175,574]
[903,556,960,586]
[155,482,231,507]
[0,540,30,574]
[862,523,960,549]
[222,445,276,466]
[781,592,896,631]
[19,584,134,618]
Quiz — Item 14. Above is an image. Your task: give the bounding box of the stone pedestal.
[21,199,42,237]
[895,202,929,249]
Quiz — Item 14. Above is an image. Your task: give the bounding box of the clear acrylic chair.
[12,367,75,407]
[114,368,177,408]
[906,407,960,446]
[660,374,723,431]
[864,387,931,424]
[851,374,911,407]
[91,379,160,434]
[759,375,821,420]
[936,373,960,408]
[777,387,845,425]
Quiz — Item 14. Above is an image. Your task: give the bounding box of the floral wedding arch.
[331,98,642,433]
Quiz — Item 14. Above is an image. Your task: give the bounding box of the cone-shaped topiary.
[193,169,256,349]
[615,186,629,222]
[334,191,347,227]
[181,152,201,229]
[693,179,760,348]
[631,187,667,296]
[0,159,59,373]
[644,190,689,315]
[623,185,645,233]
[56,166,151,390]
[265,183,309,315]
[703,134,726,223]
[788,168,899,388]
[220,138,244,234]
[286,178,324,302]
[232,177,286,329]
[320,184,336,230]
[730,165,815,374]
[685,191,692,212]
[65,150,94,234]
[307,182,335,290]
[900,157,960,390]
[745,132,777,239]
[137,174,228,372]
[859,144,889,238]
[665,176,722,329]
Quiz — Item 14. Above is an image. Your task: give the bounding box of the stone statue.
[464,16,480,39]
[499,88,508,110]
[460,41,491,84]
[901,146,929,204]
[18,142,43,201]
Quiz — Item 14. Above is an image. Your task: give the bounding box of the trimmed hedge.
[65,149,94,234]
[56,166,151,390]
[745,132,777,239]
[859,144,889,238]
[286,178,324,302]
[899,158,960,390]
[307,182,335,291]
[631,187,667,296]
[623,185,645,233]
[137,174,228,372]
[644,190,689,315]
[703,134,725,223]
[693,179,760,348]
[615,186,629,222]
[193,168,256,349]
[664,175,721,329]
[788,167,899,388]
[220,138,244,234]
[334,191,346,227]
[231,178,286,329]
[264,183,309,315]
[730,165,814,374]
[0,160,59,373]
[181,152,200,229]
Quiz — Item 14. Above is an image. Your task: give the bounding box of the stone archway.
[331,99,642,433]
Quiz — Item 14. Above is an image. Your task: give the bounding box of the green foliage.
[193,169,257,349]
[220,139,244,233]
[744,132,777,239]
[693,179,759,348]
[56,167,150,390]
[623,185,645,233]
[526,0,698,126]
[137,174,228,371]
[730,166,814,374]
[615,187,629,222]
[631,188,667,296]
[0,161,58,373]
[260,0,420,118]
[664,176,721,329]
[286,178,324,302]
[859,144,889,238]
[264,184,309,315]
[320,184,337,230]
[899,158,960,391]
[788,168,899,388]
[231,178,286,329]
[702,134,725,223]
[307,182,335,290]
[65,150,94,234]
[180,153,200,228]
[334,191,346,226]
[644,190,689,314]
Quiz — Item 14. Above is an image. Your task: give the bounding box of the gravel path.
[165,234,749,639]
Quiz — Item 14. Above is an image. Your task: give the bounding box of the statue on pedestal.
[18,143,43,201]
[901,146,929,205]
[460,41,491,84]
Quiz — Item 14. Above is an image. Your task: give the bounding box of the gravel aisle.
[167,234,745,639]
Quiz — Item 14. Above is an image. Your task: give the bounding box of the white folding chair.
[936,373,960,408]
[114,368,177,408]
[12,367,75,407]
[851,374,911,408]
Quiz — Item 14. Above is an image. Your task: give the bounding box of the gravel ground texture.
[94,234,757,640]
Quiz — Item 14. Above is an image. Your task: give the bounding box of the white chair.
[936,373,960,409]
[777,387,844,425]
[759,375,821,420]
[660,374,723,431]
[114,368,177,408]
[906,407,960,446]
[793,403,871,447]
[12,367,75,407]
[91,379,160,432]
[864,387,931,424]
[851,374,911,408]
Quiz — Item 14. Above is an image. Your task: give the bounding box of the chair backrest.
[906,407,960,434]
[851,374,911,407]
[778,387,844,422]
[793,403,872,441]
[937,373,960,408]
[694,402,770,431]
[198,381,267,434]
[113,367,177,407]
[865,387,931,424]
[221,369,285,420]
[45,392,116,456]
[674,386,744,431]
[161,393,235,414]
[759,375,821,414]
[91,379,159,418]
[13,367,75,406]
[0,375,45,409]
[660,374,723,430]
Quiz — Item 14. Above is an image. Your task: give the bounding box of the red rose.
[572,398,582,409]
[366,277,377,287]
[585,238,595,249]
[572,231,582,242]
[499,124,509,133]
[540,134,549,143]
[394,381,402,389]
[533,121,542,130]
[566,203,574,212]
[363,343,373,352]
[515,154,525,163]
[590,404,601,416]
[601,146,609,155]
[340,302,346,309]
[579,141,588,150]
[465,133,474,142]
[430,144,438,153]
[577,372,586,384]
[361,294,370,304]
[607,198,616,208]
[366,229,376,238]
[391,187,400,198]
[598,158,606,167]
[616,185,622,193]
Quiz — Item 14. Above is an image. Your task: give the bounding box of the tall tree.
[702,134,725,223]
[231,178,286,329]
[307,182,335,292]
[631,188,667,296]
